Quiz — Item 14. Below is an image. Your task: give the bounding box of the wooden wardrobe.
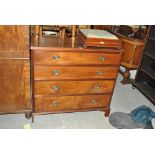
[0,26,31,118]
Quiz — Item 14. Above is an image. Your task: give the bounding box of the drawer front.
[34,95,111,112]
[34,66,118,80]
[33,51,121,65]
[34,80,115,95]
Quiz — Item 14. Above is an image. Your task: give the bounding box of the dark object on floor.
[109,105,155,129]
[109,112,151,129]
[129,105,155,125]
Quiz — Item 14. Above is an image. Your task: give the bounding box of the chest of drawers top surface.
[31,36,122,52]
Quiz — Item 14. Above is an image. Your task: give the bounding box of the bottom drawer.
[34,95,111,112]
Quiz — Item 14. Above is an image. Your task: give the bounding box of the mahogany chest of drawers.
[30,36,122,119]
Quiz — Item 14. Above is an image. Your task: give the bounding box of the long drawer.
[34,95,111,112]
[34,66,118,80]
[34,80,115,96]
[33,51,121,65]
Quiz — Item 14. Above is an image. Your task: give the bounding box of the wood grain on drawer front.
[34,95,111,112]
[34,80,115,96]
[34,66,118,80]
[33,51,121,65]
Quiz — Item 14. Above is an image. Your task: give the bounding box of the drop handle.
[52,55,61,60]
[50,101,59,107]
[100,41,104,44]
[90,99,97,104]
[52,70,60,76]
[96,71,103,75]
[51,85,60,91]
[99,56,105,61]
[94,84,100,89]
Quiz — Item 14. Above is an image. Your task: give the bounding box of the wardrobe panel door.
[0,60,30,113]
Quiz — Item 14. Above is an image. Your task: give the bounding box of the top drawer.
[33,51,121,65]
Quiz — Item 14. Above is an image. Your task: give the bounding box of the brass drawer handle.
[52,55,60,60]
[52,70,60,76]
[100,41,104,44]
[94,84,100,89]
[96,71,103,75]
[99,56,105,61]
[50,101,59,107]
[90,99,97,104]
[51,85,60,91]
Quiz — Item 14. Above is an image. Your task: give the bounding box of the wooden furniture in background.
[113,32,145,84]
[133,26,155,105]
[0,26,31,118]
[30,33,122,121]
[37,25,77,39]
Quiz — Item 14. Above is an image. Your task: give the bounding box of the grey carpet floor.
[0,74,154,129]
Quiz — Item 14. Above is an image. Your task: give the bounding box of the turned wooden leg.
[132,81,136,89]
[132,85,136,89]
[120,68,134,85]
[124,68,130,79]
[39,26,43,37]
[104,108,110,117]
[61,28,66,39]
[25,112,32,119]
[32,115,34,123]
